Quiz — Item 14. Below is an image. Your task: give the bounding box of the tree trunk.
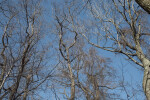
[66,50,75,100]
[135,0,150,14]
[68,62,75,100]
[143,65,150,100]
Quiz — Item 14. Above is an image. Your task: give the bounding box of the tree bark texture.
[143,65,150,100]
[135,0,150,14]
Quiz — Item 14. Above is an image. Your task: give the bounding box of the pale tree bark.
[135,38,150,99]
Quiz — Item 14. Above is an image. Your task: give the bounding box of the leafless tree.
[0,0,52,99]
[75,48,117,100]
[54,12,77,100]
[53,0,150,99]
[1,0,149,99]
[53,6,117,99]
